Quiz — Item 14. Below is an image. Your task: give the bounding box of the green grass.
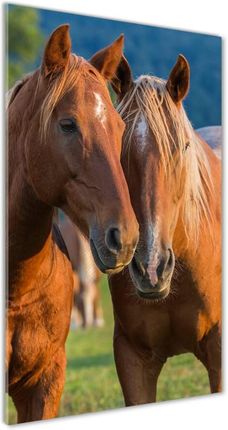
[6,276,210,424]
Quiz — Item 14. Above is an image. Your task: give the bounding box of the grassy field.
[6,276,210,424]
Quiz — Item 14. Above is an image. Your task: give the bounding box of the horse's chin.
[136,284,170,301]
[105,265,125,275]
[129,259,172,301]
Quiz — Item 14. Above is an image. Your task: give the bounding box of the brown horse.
[59,214,104,328]
[7,25,138,422]
[109,54,221,405]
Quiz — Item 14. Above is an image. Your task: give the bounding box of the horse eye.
[59,119,78,134]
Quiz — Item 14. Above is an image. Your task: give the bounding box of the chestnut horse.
[109,55,221,405]
[7,25,138,422]
[59,214,104,328]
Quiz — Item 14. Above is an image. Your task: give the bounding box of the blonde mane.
[117,75,214,242]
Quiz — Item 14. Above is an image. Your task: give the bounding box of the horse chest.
[111,271,219,357]
[169,302,213,353]
[116,298,171,348]
[130,312,171,351]
[113,290,210,356]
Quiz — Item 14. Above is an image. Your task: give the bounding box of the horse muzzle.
[90,225,138,274]
[129,248,175,300]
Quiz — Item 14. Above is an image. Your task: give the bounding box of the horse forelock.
[40,55,82,141]
[8,54,105,143]
[117,75,214,244]
[39,54,105,142]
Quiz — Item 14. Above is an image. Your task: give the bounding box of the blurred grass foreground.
[6,276,210,424]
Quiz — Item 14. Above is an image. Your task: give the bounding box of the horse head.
[9,25,139,274]
[112,53,211,299]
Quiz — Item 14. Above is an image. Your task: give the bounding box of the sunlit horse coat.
[109,55,221,405]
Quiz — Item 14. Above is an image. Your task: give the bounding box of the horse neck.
[8,91,54,293]
[173,141,221,270]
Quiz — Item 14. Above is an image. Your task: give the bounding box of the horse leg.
[83,284,94,327]
[114,323,165,406]
[72,282,86,328]
[71,305,80,329]
[199,324,222,393]
[93,283,104,327]
[208,367,222,393]
[207,327,222,393]
[12,348,66,423]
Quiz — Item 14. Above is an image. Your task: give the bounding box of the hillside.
[38,8,221,129]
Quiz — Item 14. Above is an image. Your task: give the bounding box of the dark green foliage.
[7,5,44,87]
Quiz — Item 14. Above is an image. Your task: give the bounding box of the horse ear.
[42,24,71,78]
[166,55,190,104]
[89,34,124,81]
[111,55,133,99]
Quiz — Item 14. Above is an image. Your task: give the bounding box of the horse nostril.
[167,248,174,268]
[156,248,174,281]
[105,227,122,254]
[132,256,146,277]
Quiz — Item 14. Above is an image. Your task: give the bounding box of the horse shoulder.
[110,271,171,348]
[7,235,74,387]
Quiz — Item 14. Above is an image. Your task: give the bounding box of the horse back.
[196,126,222,159]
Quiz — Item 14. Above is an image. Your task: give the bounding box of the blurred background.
[7,4,221,127]
[6,3,221,423]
